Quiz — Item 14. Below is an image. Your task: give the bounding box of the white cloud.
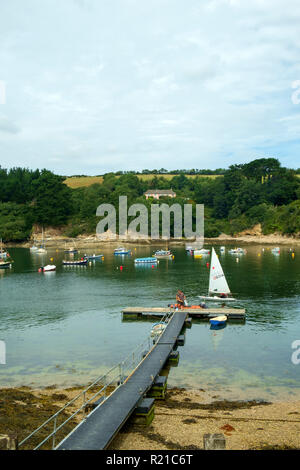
[0,0,299,172]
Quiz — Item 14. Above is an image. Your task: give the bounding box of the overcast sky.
[1,0,300,175]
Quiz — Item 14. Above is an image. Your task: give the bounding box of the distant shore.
[6,232,300,248]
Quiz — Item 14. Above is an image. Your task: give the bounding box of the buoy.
[206,262,209,268]
[120,266,123,271]
[236,258,239,263]
[172,255,175,259]
[258,253,261,257]
[152,265,154,268]
[50,257,53,262]
[292,253,295,259]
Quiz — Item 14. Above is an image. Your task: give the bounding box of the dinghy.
[198,247,236,302]
[153,249,173,259]
[114,247,131,255]
[209,315,227,326]
[150,322,166,337]
[39,265,56,272]
[134,257,158,264]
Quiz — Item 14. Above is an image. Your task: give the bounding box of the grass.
[64,174,221,188]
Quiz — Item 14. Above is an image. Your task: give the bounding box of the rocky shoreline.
[1,386,299,450]
[5,232,300,249]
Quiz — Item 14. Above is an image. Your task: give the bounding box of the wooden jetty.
[56,311,187,450]
[122,306,246,321]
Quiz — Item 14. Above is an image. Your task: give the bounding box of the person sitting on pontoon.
[176,290,186,308]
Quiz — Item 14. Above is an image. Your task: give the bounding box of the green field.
[64,173,221,188]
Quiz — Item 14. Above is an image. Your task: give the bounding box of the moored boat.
[62,259,88,266]
[84,254,104,260]
[39,265,56,272]
[0,260,12,269]
[134,257,158,264]
[153,249,173,259]
[114,247,131,255]
[228,247,246,254]
[209,315,227,326]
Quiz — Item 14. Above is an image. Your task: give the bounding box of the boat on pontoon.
[198,247,236,302]
[150,322,167,337]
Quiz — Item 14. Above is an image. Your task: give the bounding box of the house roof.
[144,189,176,195]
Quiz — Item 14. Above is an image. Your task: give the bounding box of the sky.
[0,0,300,175]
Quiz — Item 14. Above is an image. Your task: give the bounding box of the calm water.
[0,245,299,401]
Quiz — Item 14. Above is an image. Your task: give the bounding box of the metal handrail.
[18,310,174,450]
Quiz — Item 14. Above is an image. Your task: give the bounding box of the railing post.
[83,391,86,419]
[52,417,57,450]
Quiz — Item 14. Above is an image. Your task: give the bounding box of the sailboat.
[30,237,39,251]
[198,247,236,302]
[36,228,47,254]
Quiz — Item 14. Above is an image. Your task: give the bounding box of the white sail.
[208,247,231,295]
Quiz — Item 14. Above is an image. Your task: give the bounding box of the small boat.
[153,249,173,259]
[62,259,88,266]
[64,247,78,254]
[84,254,104,260]
[0,260,12,269]
[36,228,47,253]
[0,239,8,259]
[271,247,280,254]
[39,265,56,272]
[199,247,236,302]
[220,246,225,253]
[114,247,131,255]
[228,247,246,254]
[134,257,158,264]
[150,322,166,337]
[209,315,227,326]
[194,248,210,255]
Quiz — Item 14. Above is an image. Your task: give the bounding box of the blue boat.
[114,247,131,255]
[84,254,104,260]
[209,315,227,327]
[134,257,158,264]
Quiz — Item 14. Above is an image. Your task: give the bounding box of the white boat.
[228,247,246,254]
[114,247,131,255]
[0,238,8,259]
[194,248,210,256]
[39,265,56,272]
[153,249,173,259]
[220,246,225,253]
[36,228,47,254]
[198,247,236,302]
[150,322,166,337]
[271,247,280,254]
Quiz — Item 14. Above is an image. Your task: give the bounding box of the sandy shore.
[1,386,299,450]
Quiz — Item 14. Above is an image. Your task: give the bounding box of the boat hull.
[198,296,236,302]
